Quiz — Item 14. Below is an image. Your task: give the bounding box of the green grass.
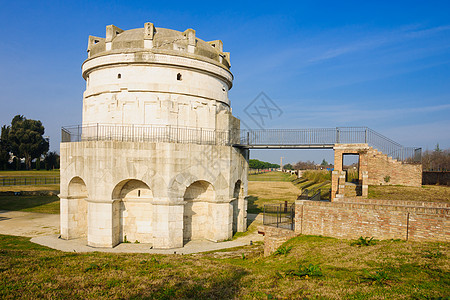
[369,185,450,203]
[247,181,301,213]
[248,171,294,182]
[0,234,448,299]
[293,170,332,200]
[0,195,60,214]
[301,170,331,182]
[0,184,60,192]
[0,170,60,177]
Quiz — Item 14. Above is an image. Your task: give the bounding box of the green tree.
[435,143,441,152]
[7,115,49,170]
[249,159,279,169]
[284,163,293,170]
[44,151,60,170]
[0,125,10,170]
[321,159,328,166]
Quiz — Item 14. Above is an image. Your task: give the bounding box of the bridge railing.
[241,128,337,146]
[240,127,421,163]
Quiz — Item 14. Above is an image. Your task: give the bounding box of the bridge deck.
[233,144,335,149]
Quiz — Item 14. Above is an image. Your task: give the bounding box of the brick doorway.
[342,154,360,183]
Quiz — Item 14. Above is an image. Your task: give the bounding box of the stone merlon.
[86,22,231,69]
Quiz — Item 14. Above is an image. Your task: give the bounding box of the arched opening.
[232,180,243,234]
[112,179,153,244]
[68,177,88,238]
[177,73,182,81]
[183,180,214,244]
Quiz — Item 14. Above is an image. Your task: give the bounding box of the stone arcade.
[59,22,248,248]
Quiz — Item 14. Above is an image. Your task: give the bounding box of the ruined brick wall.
[295,200,449,242]
[258,226,297,256]
[332,144,422,192]
[366,148,422,187]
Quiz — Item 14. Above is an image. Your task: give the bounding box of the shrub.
[287,263,323,278]
[274,245,293,256]
[351,236,377,247]
[384,175,391,183]
[363,270,391,285]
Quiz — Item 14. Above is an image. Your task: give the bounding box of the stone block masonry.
[61,22,248,250]
[258,226,297,256]
[295,199,449,242]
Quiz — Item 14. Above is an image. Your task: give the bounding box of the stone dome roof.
[86,24,231,70]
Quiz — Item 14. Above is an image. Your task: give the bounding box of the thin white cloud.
[265,102,450,126]
[235,23,450,85]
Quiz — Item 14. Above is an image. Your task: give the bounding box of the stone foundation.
[258,225,297,256]
[60,140,248,248]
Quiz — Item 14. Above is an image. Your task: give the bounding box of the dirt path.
[0,210,59,237]
[0,210,264,254]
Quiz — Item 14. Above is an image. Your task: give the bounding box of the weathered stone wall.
[60,140,248,249]
[258,225,297,256]
[423,171,450,186]
[295,199,449,242]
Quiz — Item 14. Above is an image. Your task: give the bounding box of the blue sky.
[0,1,449,165]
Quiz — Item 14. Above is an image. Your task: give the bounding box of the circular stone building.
[59,22,248,249]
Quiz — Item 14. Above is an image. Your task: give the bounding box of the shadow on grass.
[247,196,261,214]
[0,195,59,214]
[129,266,249,299]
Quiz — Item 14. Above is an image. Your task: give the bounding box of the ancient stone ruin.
[59,22,248,249]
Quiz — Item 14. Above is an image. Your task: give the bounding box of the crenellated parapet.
[86,22,231,70]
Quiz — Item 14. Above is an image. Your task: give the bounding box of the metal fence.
[0,177,60,186]
[263,202,295,230]
[297,189,324,201]
[62,124,237,145]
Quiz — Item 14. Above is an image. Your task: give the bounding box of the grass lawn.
[369,185,450,203]
[248,171,294,182]
[0,171,448,298]
[0,184,59,193]
[0,194,60,214]
[247,172,301,213]
[0,234,448,299]
[0,170,60,177]
[247,182,300,213]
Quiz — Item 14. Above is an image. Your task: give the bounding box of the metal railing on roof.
[61,124,237,145]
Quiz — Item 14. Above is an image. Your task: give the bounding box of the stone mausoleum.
[59,22,248,248]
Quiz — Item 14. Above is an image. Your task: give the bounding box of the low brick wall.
[258,225,297,256]
[295,200,449,242]
[332,197,450,208]
[423,171,450,186]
